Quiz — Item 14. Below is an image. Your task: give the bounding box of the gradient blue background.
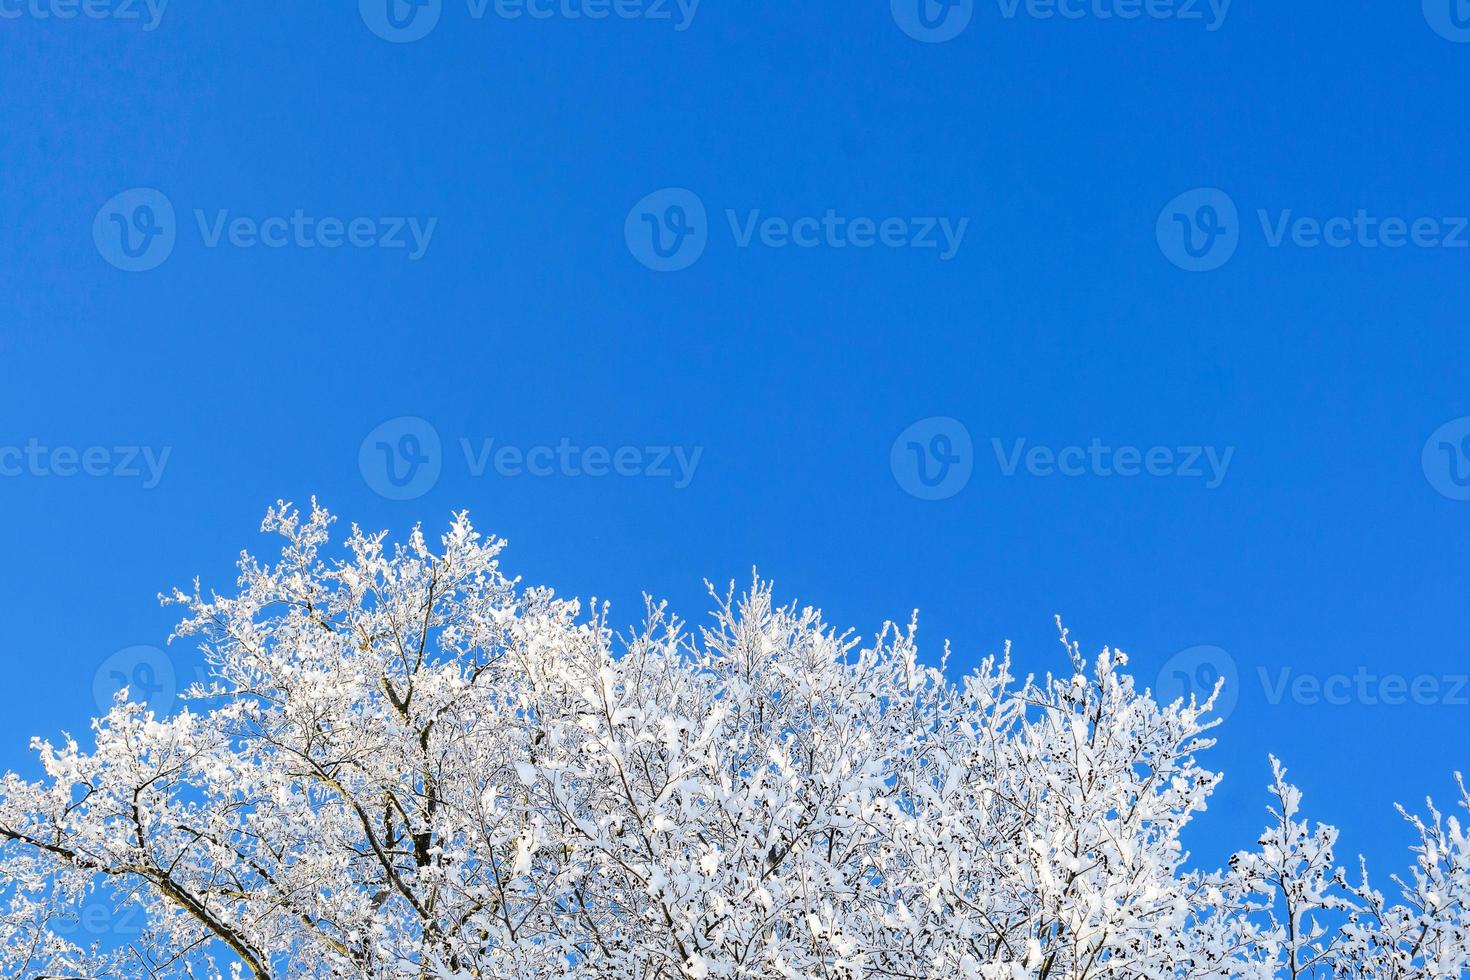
[1,0,1467,895]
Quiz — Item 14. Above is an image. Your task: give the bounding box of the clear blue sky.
[1,0,1467,891]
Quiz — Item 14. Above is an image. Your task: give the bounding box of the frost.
[0,503,1462,979]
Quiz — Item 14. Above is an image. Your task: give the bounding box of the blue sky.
[1,0,1468,901]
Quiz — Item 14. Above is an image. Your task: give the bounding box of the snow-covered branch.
[0,504,1463,979]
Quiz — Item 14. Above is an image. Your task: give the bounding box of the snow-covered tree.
[0,503,1463,978]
